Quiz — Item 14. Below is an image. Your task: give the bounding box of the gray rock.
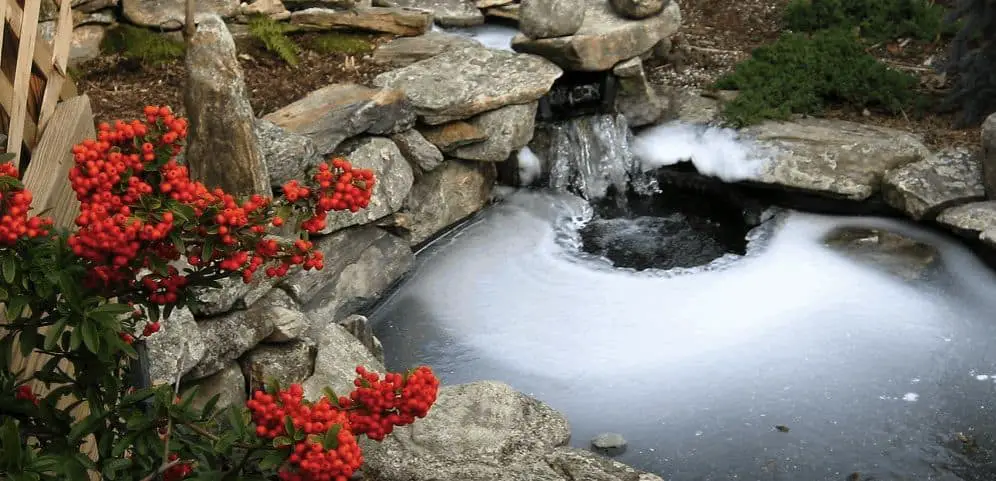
[823,227,939,281]
[420,121,489,152]
[283,0,371,9]
[255,118,322,188]
[37,22,106,67]
[511,0,681,71]
[378,0,484,26]
[186,361,247,411]
[451,102,538,162]
[372,31,481,67]
[263,83,415,155]
[289,7,433,36]
[392,129,445,171]
[122,0,240,28]
[362,381,571,481]
[882,148,985,220]
[188,272,281,317]
[981,113,996,198]
[242,0,291,19]
[73,9,117,26]
[591,432,628,451]
[185,288,300,380]
[484,3,518,21]
[264,306,311,343]
[745,118,931,200]
[545,447,665,481]
[319,137,414,233]
[242,340,315,392]
[664,89,719,124]
[302,229,413,325]
[74,0,121,14]
[612,57,663,127]
[477,0,513,7]
[406,160,496,244]
[373,46,562,124]
[609,0,666,19]
[338,314,385,363]
[302,323,384,400]
[147,307,205,386]
[937,201,996,237]
[519,0,585,39]
[280,226,412,325]
[185,15,271,197]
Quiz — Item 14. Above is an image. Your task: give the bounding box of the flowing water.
[368,116,996,480]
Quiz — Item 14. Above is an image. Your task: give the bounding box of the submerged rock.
[745,118,931,201]
[511,0,681,71]
[591,432,628,456]
[882,148,985,220]
[373,46,562,124]
[823,227,939,281]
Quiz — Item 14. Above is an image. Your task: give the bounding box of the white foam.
[516,147,542,186]
[435,24,519,51]
[631,122,771,182]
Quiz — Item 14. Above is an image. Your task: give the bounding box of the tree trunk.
[184,0,195,41]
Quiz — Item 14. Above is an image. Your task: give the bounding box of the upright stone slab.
[980,112,996,198]
[612,57,663,127]
[185,15,271,197]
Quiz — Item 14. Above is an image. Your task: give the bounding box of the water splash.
[432,23,518,51]
[631,122,771,182]
[517,147,542,187]
[542,114,641,201]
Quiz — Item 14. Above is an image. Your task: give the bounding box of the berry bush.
[0,106,439,481]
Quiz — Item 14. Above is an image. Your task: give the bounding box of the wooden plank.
[5,0,41,162]
[21,94,92,230]
[37,0,72,133]
[5,0,77,99]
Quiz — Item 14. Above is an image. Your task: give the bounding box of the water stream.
[368,112,996,480]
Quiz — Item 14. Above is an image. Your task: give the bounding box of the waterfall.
[539,114,645,201]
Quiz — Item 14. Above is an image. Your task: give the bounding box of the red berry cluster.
[247,384,362,481]
[245,367,439,480]
[0,163,53,245]
[163,453,193,481]
[14,385,38,406]
[283,158,375,234]
[339,366,440,441]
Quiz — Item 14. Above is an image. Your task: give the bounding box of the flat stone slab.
[372,31,481,67]
[937,201,996,236]
[882,148,985,220]
[373,46,562,124]
[511,0,681,71]
[379,0,484,26]
[290,6,433,36]
[744,118,931,201]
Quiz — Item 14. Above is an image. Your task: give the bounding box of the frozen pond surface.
[370,189,996,481]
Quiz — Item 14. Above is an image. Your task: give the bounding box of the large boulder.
[264,84,415,156]
[301,323,384,400]
[519,0,585,39]
[373,46,562,125]
[511,0,681,71]
[372,31,480,67]
[320,137,415,233]
[450,102,538,162]
[377,0,484,26]
[122,0,240,28]
[146,307,205,386]
[289,7,433,36]
[744,118,931,201]
[612,57,664,127]
[882,148,985,220]
[362,381,664,480]
[185,15,271,197]
[981,112,996,197]
[609,0,666,19]
[255,118,322,188]
[405,160,496,244]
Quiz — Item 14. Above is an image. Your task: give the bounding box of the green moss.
[713,29,920,127]
[100,24,185,66]
[306,32,376,55]
[247,14,301,66]
[783,0,952,42]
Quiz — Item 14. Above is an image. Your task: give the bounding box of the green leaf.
[0,286,9,301]
[178,384,200,412]
[120,386,157,407]
[148,303,161,323]
[258,450,286,471]
[200,393,221,418]
[202,236,216,263]
[100,457,131,477]
[323,387,339,406]
[6,296,28,320]
[68,324,83,351]
[283,415,295,439]
[2,254,17,284]
[43,316,69,351]
[79,319,100,354]
[67,409,112,445]
[323,424,341,450]
[18,328,38,358]
[226,407,247,439]
[272,436,293,448]
[213,431,238,454]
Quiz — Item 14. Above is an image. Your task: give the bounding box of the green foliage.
[247,14,301,66]
[101,25,185,66]
[713,29,920,127]
[783,0,952,42]
[306,33,376,55]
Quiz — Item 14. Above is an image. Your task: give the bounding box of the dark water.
[369,189,996,481]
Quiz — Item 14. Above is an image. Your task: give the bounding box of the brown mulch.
[75,32,394,125]
[649,0,977,150]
